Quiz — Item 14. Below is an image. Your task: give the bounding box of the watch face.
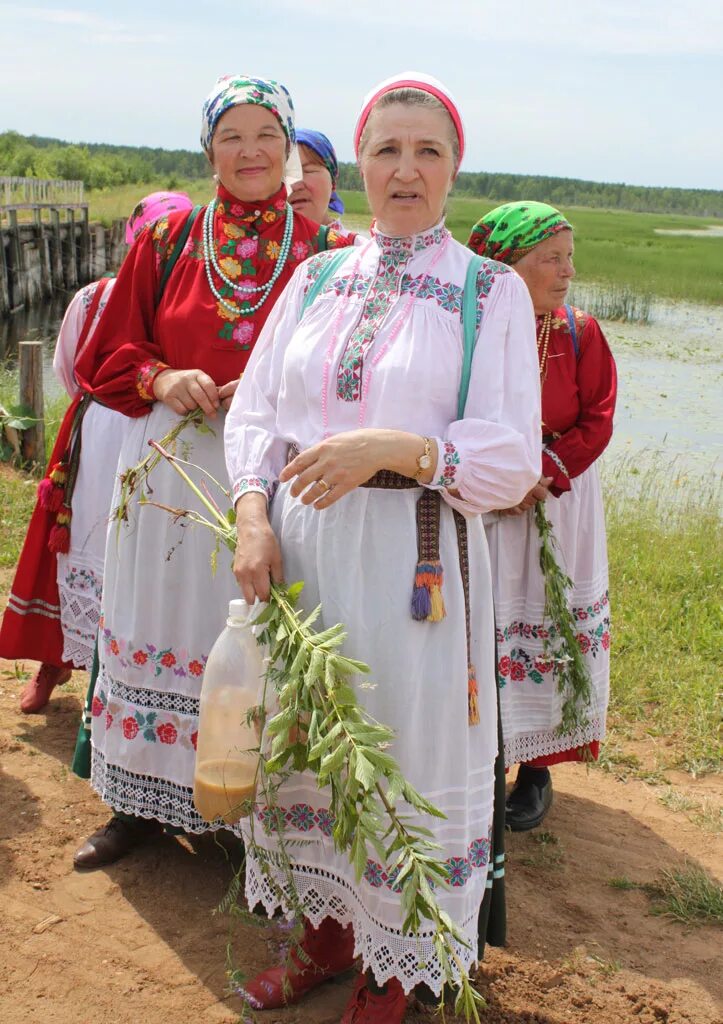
[419,455,432,469]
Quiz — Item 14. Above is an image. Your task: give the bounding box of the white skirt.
[485,464,610,767]
[243,481,498,995]
[56,402,130,670]
[89,405,239,833]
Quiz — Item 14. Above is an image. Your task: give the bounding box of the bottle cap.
[228,599,248,620]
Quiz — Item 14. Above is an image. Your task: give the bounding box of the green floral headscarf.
[467,201,572,265]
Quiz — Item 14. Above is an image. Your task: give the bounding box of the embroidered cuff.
[427,438,461,491]
[232,475,275,504]
[136,360,169,403]
[542,447,571,495]
[543,446,569,478]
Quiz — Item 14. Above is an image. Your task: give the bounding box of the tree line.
[2,131,721,217]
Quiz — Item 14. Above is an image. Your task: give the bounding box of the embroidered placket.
[335,239,411,402]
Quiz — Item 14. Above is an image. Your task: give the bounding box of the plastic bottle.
[193,598,266,825]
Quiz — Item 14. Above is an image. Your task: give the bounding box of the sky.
[1,0,722,190]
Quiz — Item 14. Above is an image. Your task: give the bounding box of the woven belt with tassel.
[37,392,92,553]
[287,446,479,726]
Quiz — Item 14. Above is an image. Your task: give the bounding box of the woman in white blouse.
[225,72,540,1022]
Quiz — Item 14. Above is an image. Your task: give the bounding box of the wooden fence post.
[0,224,10,316]
[19,340,45,465]
[8,208,26,308]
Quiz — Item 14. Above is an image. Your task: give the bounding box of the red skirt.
[0,399,82,667]
[525,740,600,767]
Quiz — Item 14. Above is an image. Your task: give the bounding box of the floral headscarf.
[125,191,193,245]
[296,128,344,214]
[200,74,295,154]
[467,201,572,265]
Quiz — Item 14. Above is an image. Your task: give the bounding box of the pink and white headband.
[353,71,465,165]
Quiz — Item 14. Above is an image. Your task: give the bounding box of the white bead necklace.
[202,197,294,317]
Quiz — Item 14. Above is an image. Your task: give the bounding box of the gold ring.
[317,478,331,493]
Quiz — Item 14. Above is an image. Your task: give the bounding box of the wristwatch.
[415,436,433,481]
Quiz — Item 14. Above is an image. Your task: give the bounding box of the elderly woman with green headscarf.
[467,202,617,832]
[70,74,354,870]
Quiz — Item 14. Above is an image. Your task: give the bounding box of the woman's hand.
[233,493,284,603]
[153,368,220,418]
[218,377,241,411]
[499,476,553,517]
[279,429,436,510]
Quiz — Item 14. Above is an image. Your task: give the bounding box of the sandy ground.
[1,652,721,1024]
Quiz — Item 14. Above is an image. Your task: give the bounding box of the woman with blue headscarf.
[70,74,353,870]
[289,128,353,235]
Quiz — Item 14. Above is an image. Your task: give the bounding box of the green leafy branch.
[535,501,593,737]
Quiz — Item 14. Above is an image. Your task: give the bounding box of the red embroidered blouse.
[75,184,353,416]
[540,306,617,496]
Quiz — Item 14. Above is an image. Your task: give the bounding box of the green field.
[341,191,723,305]
[82,180,722,305]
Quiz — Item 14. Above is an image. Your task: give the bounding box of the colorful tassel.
[38,461,68,511]
[467,663,480,726]
[48,506,72,554]
[411,560,446,622]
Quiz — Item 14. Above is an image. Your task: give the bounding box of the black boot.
[505,764,552,831]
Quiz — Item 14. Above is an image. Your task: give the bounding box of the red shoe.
[20,663,72,714]
[237,916,355,1010]
[340,974,408,1023]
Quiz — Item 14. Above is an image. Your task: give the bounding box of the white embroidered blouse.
[225,220,541,515]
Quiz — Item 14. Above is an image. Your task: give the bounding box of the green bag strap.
[299,247,354,319]
[156,204,202,305]
[316,223,330,252]
[458,254,484,419]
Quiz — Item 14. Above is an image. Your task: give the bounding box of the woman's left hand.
[498,476,553,517]
[280,429,419,510]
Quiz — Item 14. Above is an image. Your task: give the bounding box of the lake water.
[1,289,721,483]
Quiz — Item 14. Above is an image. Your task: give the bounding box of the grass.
[85,177,214,226]
[0,464,37,568]
[0,367,69,466]
[647,865,723,925]
[518,829,565,869]
[609,865,723,925]
[339,190,723,305]
[567,283,653,324]
[602,459,722,776]
[78,180,723,305]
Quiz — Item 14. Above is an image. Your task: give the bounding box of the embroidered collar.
[372,218,450,257]
[215,183,289,233]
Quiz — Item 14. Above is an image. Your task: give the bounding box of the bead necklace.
[202,197,294,317]
[537,312,552,381]
[320,231,451,437]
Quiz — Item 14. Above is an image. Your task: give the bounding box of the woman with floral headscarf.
[0,192,192,714]
[226,72,540,1022]
[468,202,617,831]
[69,75,353,870]
[289,128,353,235]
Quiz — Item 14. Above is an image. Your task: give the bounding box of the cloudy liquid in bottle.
[193,757,257,825]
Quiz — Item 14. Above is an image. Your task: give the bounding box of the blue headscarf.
[296,128,344,215]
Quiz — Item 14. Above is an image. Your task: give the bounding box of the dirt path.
[1,656,720,1024]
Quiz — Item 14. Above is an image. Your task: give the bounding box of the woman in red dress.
[0,192,193,714]
[468,201,617,830]
[70,74,353,869]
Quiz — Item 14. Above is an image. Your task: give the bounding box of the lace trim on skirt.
[245,853,483,995]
